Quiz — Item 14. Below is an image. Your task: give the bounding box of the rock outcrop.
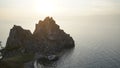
[3,25,33,58]
[2,17,75,66]
[33,17,74,54]
[6,25,32,48]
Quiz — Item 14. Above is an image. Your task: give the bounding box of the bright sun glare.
[35,0,57,16]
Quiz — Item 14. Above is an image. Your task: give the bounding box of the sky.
[0,0,120,21]
[0,0,120,46]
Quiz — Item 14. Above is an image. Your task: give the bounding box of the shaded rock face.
[3,17,75,58]
[6,25,32,48]
[3,25,33,58]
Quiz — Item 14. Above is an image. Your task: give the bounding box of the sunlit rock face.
[33,17,75,53]
[3,17,75,59]
[34,17,59,40]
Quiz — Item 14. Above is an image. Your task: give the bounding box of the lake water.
[36,16,120,68]
[0,16,120,68]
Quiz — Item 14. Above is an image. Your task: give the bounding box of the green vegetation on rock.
[0,53,34,68]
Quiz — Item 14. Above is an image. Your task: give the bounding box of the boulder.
[47,55,59,61]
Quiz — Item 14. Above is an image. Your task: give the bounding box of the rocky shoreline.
[0,17,75,68]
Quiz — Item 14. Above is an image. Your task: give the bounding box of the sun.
[34,0,57,16]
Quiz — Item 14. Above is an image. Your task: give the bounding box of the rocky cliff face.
[3,17,75,59]
[6,25,32,49]
[33,17,74,53]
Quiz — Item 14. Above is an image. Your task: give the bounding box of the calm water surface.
[36,17,120,68]
[0,16,120,68]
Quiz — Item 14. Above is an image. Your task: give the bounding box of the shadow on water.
[35,48,75,68]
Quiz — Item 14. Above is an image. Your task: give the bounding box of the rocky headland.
[0,17,75,68]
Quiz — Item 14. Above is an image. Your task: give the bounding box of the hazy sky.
[0,0,120,46]
[0,0,120,20]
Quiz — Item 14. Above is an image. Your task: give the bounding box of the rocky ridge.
[1,17,75,68]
